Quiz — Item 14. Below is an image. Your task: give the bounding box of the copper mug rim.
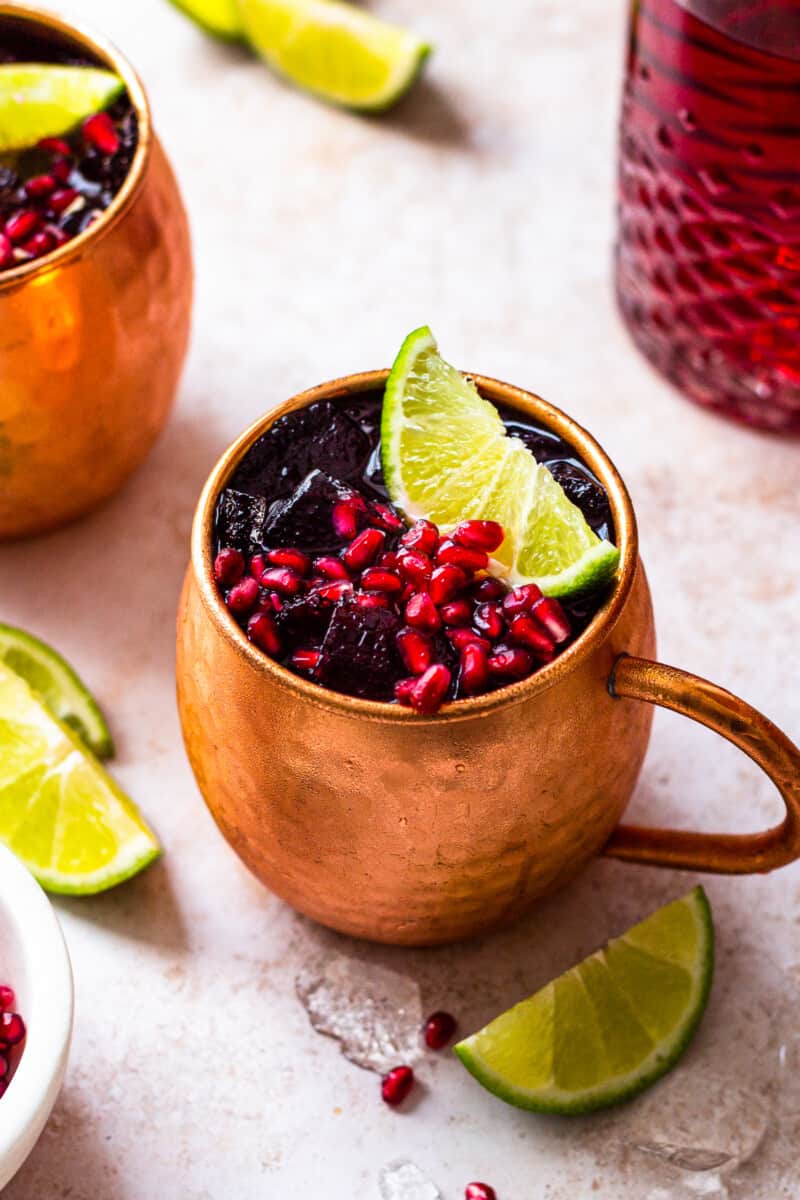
[190,369,639,724]
[0,2,151,293]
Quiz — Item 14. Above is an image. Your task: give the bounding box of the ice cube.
[262,470,354,554]
[214,489,267,555]
[378,1160,441,1200]
[316,599,403,700]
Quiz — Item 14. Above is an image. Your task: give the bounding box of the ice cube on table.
[378,1160,441,1200]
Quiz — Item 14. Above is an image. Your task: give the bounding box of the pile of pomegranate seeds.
[0,96,137,272]
[216,491,573,714]
[0,984,26,1097]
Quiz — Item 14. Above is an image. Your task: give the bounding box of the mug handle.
[604,654,800,873]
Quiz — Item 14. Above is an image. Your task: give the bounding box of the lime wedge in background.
[0,65,124,152]
[166,0,244,40]
[455,887,714,1114]
[0,624,114,759]
[0,660,159,894]
[381,327,620,597]
[238,0,431,111]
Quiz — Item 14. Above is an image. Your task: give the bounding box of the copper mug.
[0,4,193,540]
[177,370,800,946]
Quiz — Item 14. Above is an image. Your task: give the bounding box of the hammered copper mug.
[176,370,800,946]
[0,4,193,540]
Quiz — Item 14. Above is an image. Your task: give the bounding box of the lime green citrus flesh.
[0,660,159,894]
[381,326,620,597]
[238,0,431,112]
[0,624,114,759]
[166,0,244,40]
[455,887,714,1115]
[0,65,124,152]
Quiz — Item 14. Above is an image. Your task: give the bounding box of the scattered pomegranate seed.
[487,649,535,678]
[0,987,14,1011]
[465,1184,497,1200]
[343,527,385,570]
[400,519,438,555]
[266,547,311,575]
[396,628,432,675]
[394,677,417,705]
[429,564,468,605]
[0,235,13,268]
[332,495,366,540]
[50,158,73,183]
[267,591,284,612]
[453,520,504,553]
[291,648,321,671]
[440,598,472,626]
[22,230,56,258]
[315,580,354,602]
[83,111,120,155]
[214,549,246,586]
[409,664,452,714]
[37,136,71,156]
[397,550,433,587]
[404,591,442,633]
[435,539,489,572]
[4,209,40,244]
[247,611,281,655]
[378,550,401,571]
[313,556,350,580]
[472,576,507,601]
[249,553,267,579]
[446,628,493,654]
[47,187,79,214]
[424,1010,458,1049]
[371,502,405,532]
[0,1011,25,1046]
[460,643,489,695]
[226,576,260,616]
[361,568,402,593]
[531,596,571,643]
[508,614,556,661]
[355,592,390,609]
[45,223,69,247]
[259,567,303,596]
[24,174,55,199]
[381,1065,415,1107]
[502,583,543,618]
[474,601,505,639]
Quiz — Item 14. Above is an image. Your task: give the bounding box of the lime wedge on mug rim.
[0,64,124,152]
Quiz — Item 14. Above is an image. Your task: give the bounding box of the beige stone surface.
[1,0,799,1196]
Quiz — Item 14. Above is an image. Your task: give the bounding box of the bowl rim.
[0,1,151,292]
[0,843,73,1172]
[189,368,640,723]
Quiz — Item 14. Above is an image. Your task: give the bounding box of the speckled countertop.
[1,1,799,1196]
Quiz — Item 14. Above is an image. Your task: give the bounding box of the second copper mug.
[177,370,800,946]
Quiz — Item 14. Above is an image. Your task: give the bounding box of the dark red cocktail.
[615,0,800,431]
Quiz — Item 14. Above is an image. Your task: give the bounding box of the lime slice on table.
[381,327,620,597]
[0,65,124,153]
[0,624,114,759]
[0,660,159,894]
[166,0,244,40]
[455,887,714,1115]
[238,0,431,112]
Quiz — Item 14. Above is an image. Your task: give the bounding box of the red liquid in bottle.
[615,0,800,431]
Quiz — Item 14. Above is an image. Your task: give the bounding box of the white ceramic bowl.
[0,844,73,1190]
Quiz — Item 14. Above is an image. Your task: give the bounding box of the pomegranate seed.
[83,111,119,155]
[487,649,534,679]
[404,591,442,633]
[266,547,311,575]
[424,1010,458,1050]
[332,495,367,540]
[452,520,504,553]
[394,677,416,705]
[435,539,489,573]
[465,1184,497,1200]
[4,209,40,244]
[227,576,260,615]
[381,1065,414,1106]
[474,601,505,639]
[0,1012,25,1045]
[397,550,433,587]
[0,234,13,268]
[290,648,321,671]
[249,553,267,579]
[37,136,72,155]
[460,643,489,695]
[378,551,401,571]
[267,591,284,612]
[247,611,281,656]
[429,564,468,605]
[0,1080,7,1098]
[0,1054,7,1079]
[343,527,385,570]
[22,230,56,258]
[447,628,492,653]
[313,556,350,580]
[361,568,402,593]
[315,580,354,602]
[45,223,69,247]
[409,664,452,715]
[399,583,416,605]
[214,547,245,587]
[371,502,405,532]
[24,174,55,198]
[47,187,79,214]
[472,576,507,602]
[400,519,438,555]
[502,583,543,618]
[259,567,303,596]
[396,628,432,675]
[355,592,390,610]
[50,158,73,183]
[0,987,15,1011]
[531,596,571,643]
[508,615,556,661]
[440,598,472,626]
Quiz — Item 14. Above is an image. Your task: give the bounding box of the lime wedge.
[0,624,113,759]
[455,887,714,1114]
[0,660,159,894]
[166,0,244,40]
[0,65,124,153]
[238,0,431,112]
[381,327,620,597]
